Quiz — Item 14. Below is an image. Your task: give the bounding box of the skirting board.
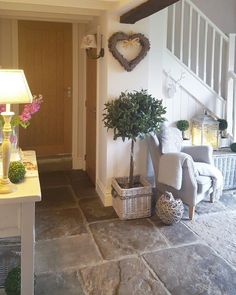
[96,179,112,207]
[72,156,85,170]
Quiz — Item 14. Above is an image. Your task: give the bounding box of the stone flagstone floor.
[0,170,236,295]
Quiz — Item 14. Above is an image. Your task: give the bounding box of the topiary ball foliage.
[8,161,26,184]
[176,120,189,132]
[231,143,236,152]
[103,89,166,141]
[218,119,228,131]
[5,266,21,295]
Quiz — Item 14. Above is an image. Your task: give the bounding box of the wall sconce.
[81,34,104,59]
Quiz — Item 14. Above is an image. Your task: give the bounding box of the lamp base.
[0,179,17,194]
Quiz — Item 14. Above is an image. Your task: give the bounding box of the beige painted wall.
[95,11,152,205]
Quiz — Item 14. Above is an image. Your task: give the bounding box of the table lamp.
[0,69,33,193]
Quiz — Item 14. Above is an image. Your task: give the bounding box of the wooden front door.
[18,21,72,156]
[86,52,97,184]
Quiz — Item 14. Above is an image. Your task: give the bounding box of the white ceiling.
[0,0,147,23]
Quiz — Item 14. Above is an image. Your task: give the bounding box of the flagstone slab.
[66,170,92,183]
[35,271,84,295]
[80,257,169,295]
[150,217,198,246]
[90,219,168,260]
[79,197,118,223]
[39,171,70,188]
[36,186,76,210]
[195,199,226,215]
[185,211,236,268]
[219,192,236,210]
[144,244,236,295]
[36,208,87,241]
[35,235,101,273]
[72,182,98,199]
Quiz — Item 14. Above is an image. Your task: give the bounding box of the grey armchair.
[147,128,222,219]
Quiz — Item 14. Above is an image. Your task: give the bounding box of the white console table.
[0,151,41,295]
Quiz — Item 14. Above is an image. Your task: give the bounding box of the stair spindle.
[188,5,193,68]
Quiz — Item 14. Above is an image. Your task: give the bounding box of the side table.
[0,151,41,295]
[213,148,236,190]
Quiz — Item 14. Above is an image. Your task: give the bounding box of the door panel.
[86,52,97,184]
[18,21,72,156]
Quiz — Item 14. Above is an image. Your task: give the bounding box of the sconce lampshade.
[192,110,219,149]
[0,69,33,104]
[81,34,97,49]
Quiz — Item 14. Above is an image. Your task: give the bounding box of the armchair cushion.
[181,145,213,164]
[158,126,183,154]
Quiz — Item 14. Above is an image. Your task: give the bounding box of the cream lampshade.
[0,69,33,194]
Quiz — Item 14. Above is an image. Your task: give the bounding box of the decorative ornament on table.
[8,161,26,184]
[108,32,150,72]
[156,191,184,225]
[0,95,43,160]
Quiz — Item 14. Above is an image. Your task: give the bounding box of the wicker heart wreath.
[108,32,150,72]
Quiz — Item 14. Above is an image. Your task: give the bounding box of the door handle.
[65,86,72,98]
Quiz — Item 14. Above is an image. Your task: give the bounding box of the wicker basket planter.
[213,149,236,190]
[111,175,152,220]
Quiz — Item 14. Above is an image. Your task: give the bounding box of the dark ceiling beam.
[120,0,180,24]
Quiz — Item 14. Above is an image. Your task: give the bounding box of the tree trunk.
[129,139,134,188]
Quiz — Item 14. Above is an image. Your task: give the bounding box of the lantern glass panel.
[192,111,219,149]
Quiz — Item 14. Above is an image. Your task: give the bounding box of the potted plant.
[176,120,191,146]
[218,119,229,148]
[176,120,190,140]
[5,266,21,295]
[103,89,166,219]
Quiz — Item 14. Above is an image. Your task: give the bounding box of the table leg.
[21,202,35,295]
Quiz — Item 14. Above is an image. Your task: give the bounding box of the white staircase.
[165,0,236,139]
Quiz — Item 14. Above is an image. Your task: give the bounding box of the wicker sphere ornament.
[156,191,184,225]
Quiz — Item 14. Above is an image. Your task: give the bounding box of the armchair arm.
[181,145,213,164]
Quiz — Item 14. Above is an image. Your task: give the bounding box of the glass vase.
[0,126,21,161]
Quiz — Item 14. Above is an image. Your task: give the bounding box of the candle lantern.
[192,110,219,149]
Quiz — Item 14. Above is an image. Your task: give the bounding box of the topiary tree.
[218,119,228,138]
[176,120,190,140]
[103,89,166,188]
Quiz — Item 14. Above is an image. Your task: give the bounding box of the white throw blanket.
[194,162,223,201]
[158,154,223,200]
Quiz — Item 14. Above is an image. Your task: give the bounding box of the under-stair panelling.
[162,73,203,125]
